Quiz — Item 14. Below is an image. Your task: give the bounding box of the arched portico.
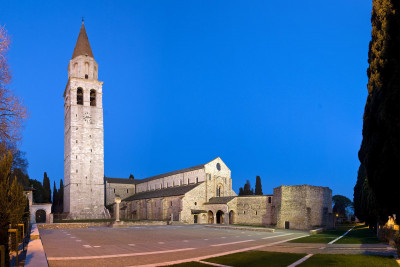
[208,211,214,224]
[216,210,224,224]
[229,210,235,224]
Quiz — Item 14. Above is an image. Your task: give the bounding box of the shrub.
[393,232,400,256]
[379,227,394,242]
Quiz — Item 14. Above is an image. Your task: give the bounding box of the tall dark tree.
[354,164,378,225]
[59,179,64,213]
[255,176,263,195]
[238,187,244,195]
[29,179,43,203]
[42,172,51,203]
[241,180,254,195]
[356,0,400,223]
[0,151,26,266]
[12,168,29,188]
[52,181,58,213]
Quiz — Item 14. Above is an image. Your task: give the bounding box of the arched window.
[85,62,89,79]
[77,88,83,105]
[90,90,96,106]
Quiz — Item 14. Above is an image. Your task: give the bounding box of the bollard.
[8,229,18,266]
[0,245,5,267]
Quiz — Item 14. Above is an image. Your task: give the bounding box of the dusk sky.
[1,1,371,200]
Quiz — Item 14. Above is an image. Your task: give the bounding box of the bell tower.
[63,21,105,219]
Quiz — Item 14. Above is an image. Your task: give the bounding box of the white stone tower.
[63,22,105,219]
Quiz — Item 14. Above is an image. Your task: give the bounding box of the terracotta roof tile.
[123,183,202,201]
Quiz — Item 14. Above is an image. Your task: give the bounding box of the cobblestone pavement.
[39,225,394,267]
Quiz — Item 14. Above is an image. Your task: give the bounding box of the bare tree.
[0,25,27,145]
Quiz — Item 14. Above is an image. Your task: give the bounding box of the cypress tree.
[42,172,51,203]
[239,187,244,196]
[59,179,64,213]
[29,179,44,203]
[255,176,263,195]
[243,180,254,195]
[356,0,400,222]
[52,181,57,213]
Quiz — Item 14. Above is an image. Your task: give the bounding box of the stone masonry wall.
[136,169,206,193]
[236,196,272,226]
[181,183,207,224]
[273,185,332,230]
[105,182,135,206]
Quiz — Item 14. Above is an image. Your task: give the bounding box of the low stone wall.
[37,222,109,229]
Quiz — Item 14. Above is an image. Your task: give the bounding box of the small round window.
[216,163,221,171]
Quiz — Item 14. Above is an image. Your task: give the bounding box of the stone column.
[224,213,229,225]
[115,197,121,222]
[213,214,216,224]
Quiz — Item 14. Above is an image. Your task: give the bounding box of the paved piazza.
[40,225,308,267]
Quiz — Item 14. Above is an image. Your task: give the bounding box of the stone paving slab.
[40,225,307,266]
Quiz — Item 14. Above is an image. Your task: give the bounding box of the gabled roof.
[123,183,203,201]
[105,177,136,184]
[137,164,205,184]
[204,196,236,205]
[107,157,223,186]
[72,22,94,59]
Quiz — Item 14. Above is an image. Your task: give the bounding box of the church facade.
[64,23,333,229]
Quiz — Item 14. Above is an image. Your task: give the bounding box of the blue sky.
[0,1,371,199]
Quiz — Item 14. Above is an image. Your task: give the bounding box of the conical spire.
[71,21,94,59]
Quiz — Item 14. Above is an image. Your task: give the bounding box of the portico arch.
[208,211,214,224]
[216,210,224,224]
[35,209,46,223]
[229,210,235,224]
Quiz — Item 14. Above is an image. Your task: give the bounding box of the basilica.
[64,22,333,230]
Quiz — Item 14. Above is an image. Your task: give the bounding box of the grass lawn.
[336,225,380,244]
[289,225,352,243]
[290,224,381,244]
[204,251,306,267]
[298,254,398,267]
